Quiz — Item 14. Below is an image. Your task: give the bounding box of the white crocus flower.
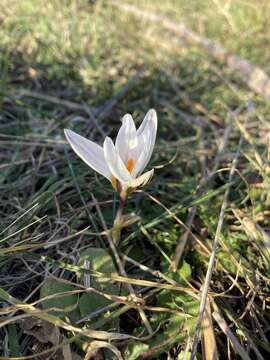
[64,109,157,196]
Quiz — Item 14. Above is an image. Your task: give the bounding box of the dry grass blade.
[190,136,243,359]
[84,341,124,360]
[212,305,251,360]
[201,297,219,360]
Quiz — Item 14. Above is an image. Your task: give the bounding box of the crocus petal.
[103,136,132,183]
[122,169,154,190]
[137,108,157,137]
[132,109,157,176]
[64,129,111,180]
[115,113,139,165]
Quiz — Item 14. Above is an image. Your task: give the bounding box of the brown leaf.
[20,317,60,345]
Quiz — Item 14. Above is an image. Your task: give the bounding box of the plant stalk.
[110,193,153,335]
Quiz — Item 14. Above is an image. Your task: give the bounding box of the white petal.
[132,109,157,176]
[103,137,132,183]
[122,169,154,190]
[64,129,111,180]
[137,108,157,137]
[115,113,139,165]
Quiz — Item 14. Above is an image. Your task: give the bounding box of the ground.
[0,0,270,359]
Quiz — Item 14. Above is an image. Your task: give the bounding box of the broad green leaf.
[79,292,111,318]
[40,278,78,319]
[79,247,117,275]
[78,247,119,322]
[129,314,196,359]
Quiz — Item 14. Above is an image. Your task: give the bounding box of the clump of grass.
[0,0,270,359]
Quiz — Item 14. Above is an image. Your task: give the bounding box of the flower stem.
[115,195,126,224]
[110,193,153,335]
[112,194,126,245]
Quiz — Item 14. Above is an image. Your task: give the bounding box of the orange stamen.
[126,159,134,173]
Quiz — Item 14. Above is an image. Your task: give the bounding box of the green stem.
[109,193,153,335]
[112,195,126,245]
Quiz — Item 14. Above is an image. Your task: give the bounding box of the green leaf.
[79,292,112,318]
[79,247,117,275]
[174,293,200,317]
[178,350,199,360]
[178,261,192,282]
[124,341,149,360]
[40,278,78,319]
[78,248,119,321]
[166,261,192,285]
[134,285,199,358]
[125,290,198,359]
[8,324,20,356]
[142,314,194,359]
